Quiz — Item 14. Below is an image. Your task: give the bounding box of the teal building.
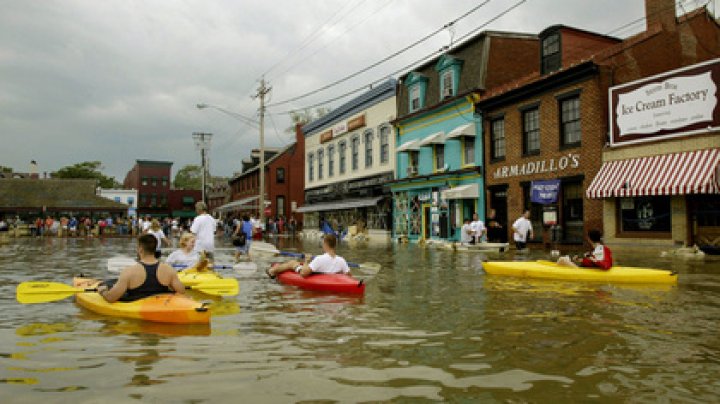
[389,31,540,242]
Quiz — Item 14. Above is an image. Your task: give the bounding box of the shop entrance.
[692,195,720,252]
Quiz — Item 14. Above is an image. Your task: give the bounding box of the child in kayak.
[557,229,613,270]
[267,233,350,278]
[97,234,186,302]
[166,233,200,270]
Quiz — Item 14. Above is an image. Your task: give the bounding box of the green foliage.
[174,164,202,190]
[285,107,332,133]
[0,165,12,173]
[51,161,119,188]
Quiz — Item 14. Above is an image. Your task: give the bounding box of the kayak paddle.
[17,279,239,304]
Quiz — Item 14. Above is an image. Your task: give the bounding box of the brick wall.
[267,123,305,224]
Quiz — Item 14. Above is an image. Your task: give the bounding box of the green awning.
[182,196,195,204]
[172,210,196,218]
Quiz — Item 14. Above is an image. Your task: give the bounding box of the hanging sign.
[531,179,561,205]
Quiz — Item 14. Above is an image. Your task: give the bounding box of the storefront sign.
[347,114,366,131]
[320,130,333,143]
[531,179,561,204]
[417,191,432,201]
[493,154,580,179]
[610,58,720,146]
[332,122,347,137]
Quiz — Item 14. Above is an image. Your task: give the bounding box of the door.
[489,186,508,242]
[423,204,431,239]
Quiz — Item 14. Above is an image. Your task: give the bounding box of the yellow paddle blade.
[16,281,90,304]
[188,279,239,296]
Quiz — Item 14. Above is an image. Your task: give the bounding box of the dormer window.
[435,54,463,101]
[405,72,428,113]
[541,32,561,74]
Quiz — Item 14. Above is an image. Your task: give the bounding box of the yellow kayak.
[178,268,224,286]
[482,260,677,285]
[73,277,211,324]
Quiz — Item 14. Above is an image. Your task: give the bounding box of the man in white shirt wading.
[512,210,534,251]
[190,202,216,258]
[469,213,486,244]
[267,233,350,278]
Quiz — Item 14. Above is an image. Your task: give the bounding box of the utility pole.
[253,77,271,220]
[192,132,212,205]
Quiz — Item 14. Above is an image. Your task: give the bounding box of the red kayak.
[276,272,365,295]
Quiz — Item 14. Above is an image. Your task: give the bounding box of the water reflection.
[1,237,719,401]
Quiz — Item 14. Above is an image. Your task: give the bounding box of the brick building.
[585,1,720,251]
[477,0,720,249]
[266,124,305,226]
[123,160,173,217]
[222,149,279,218]
[207,182,230,213]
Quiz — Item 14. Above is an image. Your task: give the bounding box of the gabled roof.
[0,179,129,211]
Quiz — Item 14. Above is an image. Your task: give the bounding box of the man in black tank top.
[98,234,185,302]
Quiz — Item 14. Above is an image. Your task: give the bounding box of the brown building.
[167,189,201,219]
[266,124,305,225]
[222,149,280,218]
[476,0,720,249]
[207,182,230,213]
[123,160,173,217]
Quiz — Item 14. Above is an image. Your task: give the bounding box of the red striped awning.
[586,148,720,199]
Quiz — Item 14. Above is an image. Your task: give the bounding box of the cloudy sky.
[1,0,710,182]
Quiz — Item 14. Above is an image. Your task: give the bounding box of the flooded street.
[1,237,720,402]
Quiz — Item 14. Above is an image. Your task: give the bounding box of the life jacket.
[581,245,613,270]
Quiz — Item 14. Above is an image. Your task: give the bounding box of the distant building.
[266,124,306,226]
[123,160,173,217]
[98,188,138,217]
[222,149,281,217]
[207,182,231,213]
[0,178,127,218]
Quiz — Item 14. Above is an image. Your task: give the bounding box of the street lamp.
[196,101,265,219]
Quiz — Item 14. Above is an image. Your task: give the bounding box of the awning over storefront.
[418,131,446,146]
[586,148,720,199]
[441,183,479,199]
[396,139,421,152]
[446,123,475,139]
[215,196,259,212]
[182,196,195,204]
[172,210,196,218]
[296,196,384,213]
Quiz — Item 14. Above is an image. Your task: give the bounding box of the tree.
[0,165,12,173]
[52,161,119,188]
[174,164,202,190]
[285,107,332,133]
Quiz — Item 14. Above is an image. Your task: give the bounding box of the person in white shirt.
[469,213,486,244]
[460,218,474,244]
[190,202,216,258]
[147,219,170,258]
[267,234,350,278]
[512,210,534,250]
[166,233,200,270]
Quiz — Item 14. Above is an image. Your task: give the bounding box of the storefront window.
[394,192,409,236]
[410,196,421,236]
[522,183,543,242]
[562,181,583,243]
[618,196,671,234]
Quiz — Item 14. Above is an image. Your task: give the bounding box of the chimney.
[295,123,304,147]
[29,160,39,179]
[645,0,676,31]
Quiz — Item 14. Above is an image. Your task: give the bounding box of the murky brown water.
[1,237,719,402]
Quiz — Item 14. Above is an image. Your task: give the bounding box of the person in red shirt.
[557,229,613,270]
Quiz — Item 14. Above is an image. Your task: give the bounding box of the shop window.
[317,148,324,180]
[522,183,544,242]
[276,167,285,184]
[490,118,505,160]
[327,145,335,177]
[522,108,540,155]
[560,96,581,146]
[434,144,445,171]
[562,181,584,243]
[308,153,314,181]
[618,196,671,234]
[364,130,373,168]
[463,136,475,165]
[339,141,347,174]
[380,126,390,164]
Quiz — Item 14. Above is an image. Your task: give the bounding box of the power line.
[268,0,397,83]
[269,0,527,115]
[262,0,369,78]
[267,0,494,108]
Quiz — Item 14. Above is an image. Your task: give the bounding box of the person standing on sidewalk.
[512,210,534,251]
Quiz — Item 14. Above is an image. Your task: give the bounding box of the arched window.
[364,130,374,168]
[328,144,335,177]
[317,148,324,180]
[308,153,314,181]
[339,141,347,174]
[379,125,391,164]
[351,135,360,171]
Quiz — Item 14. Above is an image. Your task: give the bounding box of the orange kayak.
[72,277,210,324]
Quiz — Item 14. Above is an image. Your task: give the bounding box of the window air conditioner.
[406,166,418,176]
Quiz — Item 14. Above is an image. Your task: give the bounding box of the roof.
[302,79,397,135]
[135,160,173,167]
[0,179,129,211]
[230,142,296,182]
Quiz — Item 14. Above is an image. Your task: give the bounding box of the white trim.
[418,131,446,147]
[446,123,475,139]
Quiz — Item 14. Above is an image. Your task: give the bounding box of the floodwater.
[1,236,719,403]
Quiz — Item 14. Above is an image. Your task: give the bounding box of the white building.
[298,80,397,242]
[99,188,138,216]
